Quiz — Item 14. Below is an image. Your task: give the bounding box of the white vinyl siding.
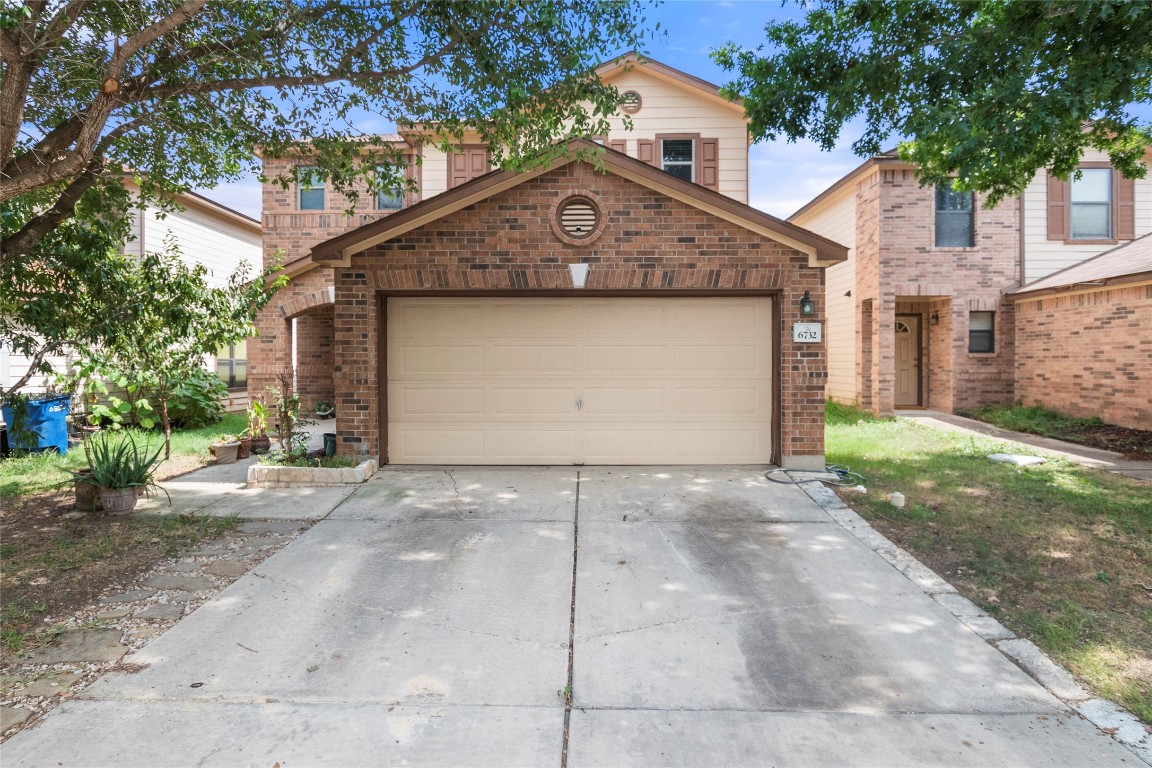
[1022,148,1152,283]
[790,185,858,404]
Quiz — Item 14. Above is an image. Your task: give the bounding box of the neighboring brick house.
[1009,234,1151,430]
[790,148,1151,427]
[251,55,847,467]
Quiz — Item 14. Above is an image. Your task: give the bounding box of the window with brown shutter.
[1047,165,1137,242]
[447,147,491,189]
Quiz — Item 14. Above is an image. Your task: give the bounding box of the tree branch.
[1,161,103,266]
[2,343,56,403]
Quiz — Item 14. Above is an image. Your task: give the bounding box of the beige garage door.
[386,297,774,464]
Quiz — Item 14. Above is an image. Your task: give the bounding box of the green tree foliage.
[1,0,653,261]
[714,0,1152,204]
[77,243,285,458]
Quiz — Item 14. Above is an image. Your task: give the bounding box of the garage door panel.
[492,388,576,417]
[488,302,576,333]
[392,429,485,462]
[583,345,666,373]
[397,387,485,416]
[491,345,576,373]
[673,387,761,415]
[581,387,667,415]
[398,345,485,374]
[387,297,774,465]
[673,429,763,463]
[674,345,759,372]
[395,303,485,337]
[671,302,760,333]
[492,430,574,462]
[579,301,666,332]
[582,430,669,461]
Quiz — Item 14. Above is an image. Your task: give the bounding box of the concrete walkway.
[3,466,1145,767]
[900,410,1152,482]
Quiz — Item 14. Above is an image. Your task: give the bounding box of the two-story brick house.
[790,147,1151,429]
[251,54,847,468]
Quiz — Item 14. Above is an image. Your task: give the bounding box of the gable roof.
[595,52,745,114]
[1009,232,1152,298]
[309,138,847,267]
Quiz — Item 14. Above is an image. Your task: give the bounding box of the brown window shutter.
[404,153,420,205]
[1114,173,1135,240]
[608,139,627,154]
[636,139,656,166]
[447,148,491,189]
[700,138,719,191]
[1046,172,1068,240]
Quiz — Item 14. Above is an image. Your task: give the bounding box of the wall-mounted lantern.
[798,291,815,317]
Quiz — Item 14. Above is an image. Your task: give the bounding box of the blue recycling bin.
[1,395,72,455]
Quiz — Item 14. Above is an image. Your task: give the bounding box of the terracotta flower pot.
[99,486,139,516]
[250,436,272,455]
[238,437,252,459]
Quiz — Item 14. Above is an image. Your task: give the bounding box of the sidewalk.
[899,411,1152,483]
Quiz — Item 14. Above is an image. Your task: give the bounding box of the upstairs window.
[661,139,694,182]
[1070,168,1111,239]
[375,165,405,210]
[935,184,974,247]
[968,312,995,353]
[297,167,325,210]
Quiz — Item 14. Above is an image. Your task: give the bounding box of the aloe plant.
[71,431,164,490]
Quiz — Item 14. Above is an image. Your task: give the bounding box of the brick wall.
[854,167,1020,413]
[249,267,334,406]
[1014,284,1152,430]
[331,160,828,466]
[262,155,402,268]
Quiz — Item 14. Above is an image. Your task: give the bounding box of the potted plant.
[315,399,334,419]
[209,434,242,465]
[70,432,166,515]
[244,399,272,454]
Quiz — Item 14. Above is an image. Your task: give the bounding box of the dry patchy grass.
[826,402,1152,722]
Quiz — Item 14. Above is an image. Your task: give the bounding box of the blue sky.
[195,1,865,220]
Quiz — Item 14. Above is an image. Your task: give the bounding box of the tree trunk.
[161,383,172,460]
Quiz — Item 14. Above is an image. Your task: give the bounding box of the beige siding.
[600,69,748,203]
[791,186,857,404]
[0,347,73,395]
[418,147,449,200]
[1022,148,1152,283]
[124,196,261,288]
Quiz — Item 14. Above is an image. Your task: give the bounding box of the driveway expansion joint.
[795,478,1152,764]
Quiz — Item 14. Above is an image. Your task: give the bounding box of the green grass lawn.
[825,401,1152,722]
[0,412,246,499]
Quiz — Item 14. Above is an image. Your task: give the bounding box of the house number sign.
[792,323,822,343]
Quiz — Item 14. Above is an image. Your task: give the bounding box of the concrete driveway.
[2,467,1139,766]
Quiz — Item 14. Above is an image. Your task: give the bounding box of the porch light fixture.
[798,291,815,317]
[930,312,940,325]
[569,262,590,288]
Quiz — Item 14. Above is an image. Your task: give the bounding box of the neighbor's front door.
[895,315,921,407]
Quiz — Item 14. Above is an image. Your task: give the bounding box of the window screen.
[1070,168,1111,239]
[935,184,974,247]
[297,167,325,210]
[661,139,694,181]
[968,312,995,353]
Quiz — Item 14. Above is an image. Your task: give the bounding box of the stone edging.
[246,459,378,489]
[796,480,1152,766]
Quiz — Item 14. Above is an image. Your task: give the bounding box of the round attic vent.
[559,197,599,239]
[620,90,642,113]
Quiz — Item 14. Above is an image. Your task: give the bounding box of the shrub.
[165,368,228,429]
